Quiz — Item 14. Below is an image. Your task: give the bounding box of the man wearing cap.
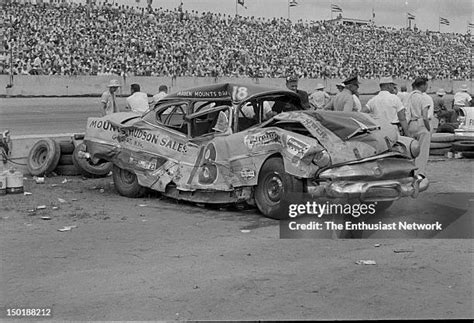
[126,83,149,115]
[453,84,472,119]
[362,76,408,135]
[285,75,310,110]
[404,77,431,184]
[100,79,121,116]
[309,83,330,110]
[328,75,360,112]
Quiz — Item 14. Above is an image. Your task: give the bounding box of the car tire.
[55,164,82,176]
[453,135,474,141]
[452,141,474,152]
[58,154,74,165]
[429,147,451,156]
[429,142,452,149]
[112,165,147,198]
[431,133,455,142]
[72,143,113,178]
[27,138,61,176]
[58,140,75,154]
[255,157,303,220]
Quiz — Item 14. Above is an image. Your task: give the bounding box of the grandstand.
[0,1,471,80]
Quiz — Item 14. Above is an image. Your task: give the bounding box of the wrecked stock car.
[81,83,427,219]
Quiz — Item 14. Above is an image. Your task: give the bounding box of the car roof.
[164,82,299,103]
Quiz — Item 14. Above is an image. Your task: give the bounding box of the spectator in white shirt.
[126,83,149,115]
[362,76,408,134]
[151,85,168,106]
[452,84,472,119]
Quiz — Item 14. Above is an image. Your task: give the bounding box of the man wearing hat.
[100,79,121,116]
[362,76,408,135]
[404,77,431,185]
[453,84,472,120]
[327,75,360,112]
[309,83,330,110]
[285,75,310,110]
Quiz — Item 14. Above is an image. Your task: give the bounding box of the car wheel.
[72,143,113,178]
[27,138,61,176]
[462,151,474,158]
[255,157,303,219]
[112,165,147,198]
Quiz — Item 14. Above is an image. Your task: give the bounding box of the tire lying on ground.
[429,142,452,149]
[27,138,61,176]
[452,141,474,152]
[58,140,75,154]
[429,147,451,156]
[431,133,455,142]
[112,165,147,197]
[453,135,474,141]
[72,143,113,178]
[58,154,74,165]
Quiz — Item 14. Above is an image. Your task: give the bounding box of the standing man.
[404,77,430,186]
[100,79,121,116]
[126,83,150,115]
[452,84,472,120]
[285,75,310,110]
[151,84,168,106]
[309,83,330,110]
[331,75,360,112]
[362,76,408,135]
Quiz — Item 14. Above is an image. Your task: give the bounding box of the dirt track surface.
[1,159,473,320]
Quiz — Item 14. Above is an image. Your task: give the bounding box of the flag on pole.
[289,0,298,7]
[237,0,246,8]
[469,22,474,28]
[331,4,342,12]
[372,8,375,19]
[439,17,450,26]
[407,12,415,20]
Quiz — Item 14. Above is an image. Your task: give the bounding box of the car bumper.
[307,175,428,202]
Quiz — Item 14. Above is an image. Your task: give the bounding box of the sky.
[110,0,473,34]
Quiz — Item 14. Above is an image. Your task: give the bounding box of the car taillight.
[409,140,420,158]
[312,150,331,168]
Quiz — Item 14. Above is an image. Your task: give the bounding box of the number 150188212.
[5,308,52,317]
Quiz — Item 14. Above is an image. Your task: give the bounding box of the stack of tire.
[452,136,474,159]
[27,136,112,177]
[429,133,454,156]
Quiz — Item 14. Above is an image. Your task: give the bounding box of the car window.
[190,106,232,138]
[142,102,188,134]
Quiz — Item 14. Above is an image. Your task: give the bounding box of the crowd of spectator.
[1,1,471,80]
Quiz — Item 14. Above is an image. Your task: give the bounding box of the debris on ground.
[394,249,415,253]
[374,244,381,247]
[23,191,32,196]
[61,179,68,184]
[34,177,45,184]
[58,198,67,203]
[58,225,77,232]
[52,207,59,210]
[36,205,46,210]
[41,216,51,220]
[355,260,377,265]
[240,229,251,233]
